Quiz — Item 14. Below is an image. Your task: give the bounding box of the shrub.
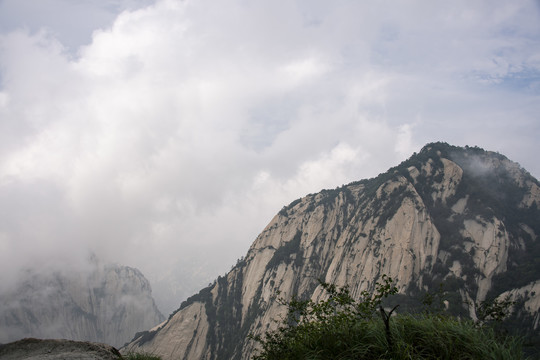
[251,277,528,360]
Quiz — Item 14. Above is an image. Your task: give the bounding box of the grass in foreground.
[254,312,527,360]
[121,314,527,360]
[251,277,529,359]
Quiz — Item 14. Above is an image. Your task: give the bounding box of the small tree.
[250,275,398,359]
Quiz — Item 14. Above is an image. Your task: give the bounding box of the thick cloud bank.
[1,0,539,314]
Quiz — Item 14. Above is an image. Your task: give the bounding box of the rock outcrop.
[0,338,122,360]
[0,261,164,347]
[124,142,540,359]
[499,281,540,331]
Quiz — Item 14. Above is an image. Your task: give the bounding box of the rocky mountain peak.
[0,261,165,347]
[124,142,540,359]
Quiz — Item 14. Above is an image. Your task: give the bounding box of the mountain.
[123,142,540,359]
[0,260,165,347]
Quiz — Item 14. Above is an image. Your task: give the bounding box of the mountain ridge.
[124,142,540,359]
[0,260,165,347]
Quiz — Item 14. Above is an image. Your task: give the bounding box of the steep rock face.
[499,281,540,330]
[0,261,164,347]
[124,143,540,360]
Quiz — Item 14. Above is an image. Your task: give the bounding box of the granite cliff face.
[124,143,540,360]
[0,261,164,347]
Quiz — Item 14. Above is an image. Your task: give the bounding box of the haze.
[1,0,539,314]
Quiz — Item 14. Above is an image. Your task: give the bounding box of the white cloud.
[395,124,416,159]
[279,56,331,87]
[0,0,539,314]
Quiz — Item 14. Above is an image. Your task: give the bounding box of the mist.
[0,0,539,315]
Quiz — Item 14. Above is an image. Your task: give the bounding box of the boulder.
[0,338,121,360]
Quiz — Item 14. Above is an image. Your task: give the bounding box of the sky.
[0,0,539,315]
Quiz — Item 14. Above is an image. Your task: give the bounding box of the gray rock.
[0,338,122,360]
[0,260,164,347]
